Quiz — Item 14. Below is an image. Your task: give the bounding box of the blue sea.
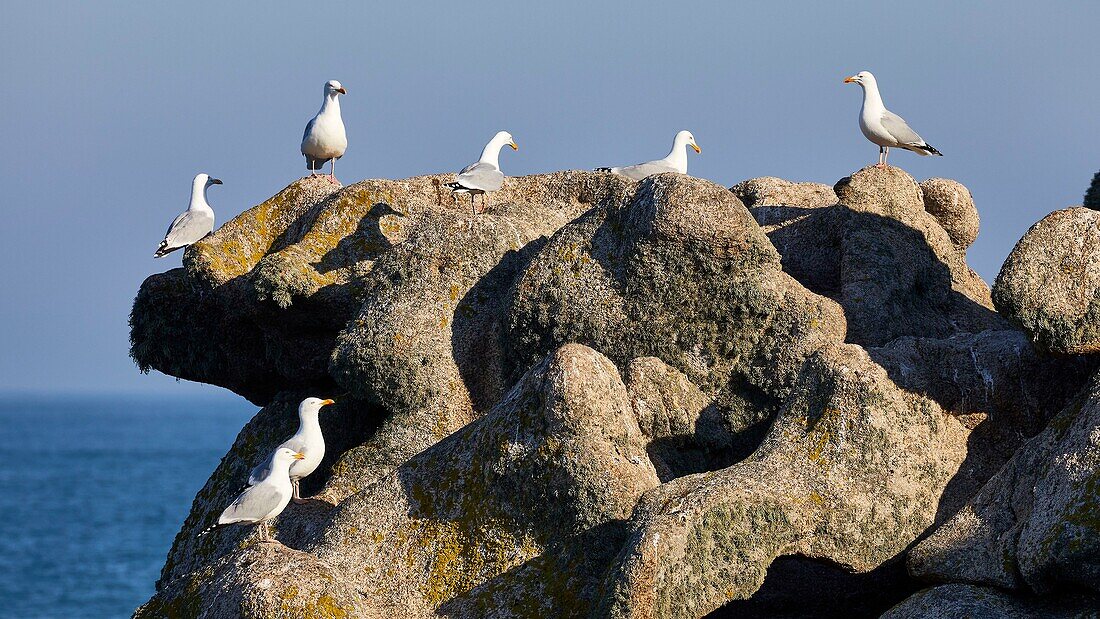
[0,394,254,618]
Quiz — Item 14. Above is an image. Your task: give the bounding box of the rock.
[881,584,1100,619]
[624,357,750,481]
[869,330,1097,509]
[598,343,971,618]
[730,176,837,209]
[993,207,1100,354]
[920,178,979,251]
[136,544,364,619]
[133,166,1100,617]
[908,367,1100,595]
[145,344,660,616]
[507,172,847,425]
[747,166,1004,347]
[326,175,624,486]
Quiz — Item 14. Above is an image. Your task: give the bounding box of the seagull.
[445,131,518,216]
[153,173,221,258]
[301,80,348,180]
[202,448,304,542]
[595,130,700,180]
[249,397,335,504]
[844,71,942,168]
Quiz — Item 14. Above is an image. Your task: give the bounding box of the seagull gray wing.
[218,483,285,525]
[614,160,679,181]
[455,162,504,192]
[880,110,925,147]
[300,117,316,152]
[163,210,214,247]
[248,437,309,485]
[248,451,275,486]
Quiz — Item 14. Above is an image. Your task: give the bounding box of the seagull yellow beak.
[337,87,347,95]
[691,144,701,154]
[843,76,857,84]
[509,140,518,151]
[293,452,306,460]
[320,399,335,406]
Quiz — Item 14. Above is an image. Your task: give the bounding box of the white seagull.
[249,397,334,504]
[596,130,700,180]
[445,131,518,216]
[844,71,942,168]
[204,447,304,542]
[301,80,348,179]
[154,173,221,258]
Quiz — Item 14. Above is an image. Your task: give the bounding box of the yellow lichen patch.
[280,585,300,600]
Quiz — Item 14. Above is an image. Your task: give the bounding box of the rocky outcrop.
[882,584,1100,619]
[993,207,1100,354]
[731,176,837,209]
[908,367,1100,595]
[507,173,847,411]
[131,167,1100,618]
[919,178,979,251]
[745,167,1005,347]
[599,343,971,618]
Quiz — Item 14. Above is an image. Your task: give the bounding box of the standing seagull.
[203,448,305,542]
[445,131,518,216]
[595,130,700,180]
[153,173,221,258]
[249,397,335,504]
[844,71,942,168]
[301,80,348,180]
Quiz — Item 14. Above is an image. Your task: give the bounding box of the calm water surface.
[0,394,253,618]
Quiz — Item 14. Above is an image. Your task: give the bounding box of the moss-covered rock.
[507,173,847,434]
[909,367,1100,595]
[132,167,1100,617]
[993,207,1100,354]
[598,343,971,618]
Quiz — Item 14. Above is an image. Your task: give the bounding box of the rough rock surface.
[909,367,1100,595]
[882,584,1100,619]
[131,168,1100,618]
[730,176,837,209]
[507,172,848,418]
[748,166,1005,346]
[599,343,971,618]
[993,207,1100,354]
[920,178,979,251]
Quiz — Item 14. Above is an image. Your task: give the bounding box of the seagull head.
[677,130,701,154]
[844,71,875,87]
[274,447,307,465]
[299,397,336,417]
[193,173,222,192]
[325,80,347,96]
[495,131,518,151]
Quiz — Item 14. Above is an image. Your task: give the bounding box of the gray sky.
[0,1,1096,395]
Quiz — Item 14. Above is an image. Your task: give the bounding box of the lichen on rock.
[130,167,1100,618]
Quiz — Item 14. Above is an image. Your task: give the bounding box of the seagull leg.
[471,194,476,218]
[330,158,338,183]
[877,146,885,169]
[884,147,890,168]
[292,479,309,504]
